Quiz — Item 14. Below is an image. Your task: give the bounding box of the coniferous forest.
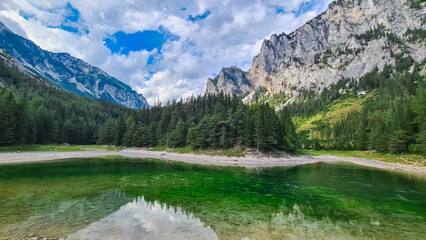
[0,61,127,145]
[0,61,298,152]
[96,94,298,152]
[0,54,425,155]
[288,54,426,155]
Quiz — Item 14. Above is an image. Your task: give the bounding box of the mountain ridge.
[0,21,149,109]
[206,0,425,106]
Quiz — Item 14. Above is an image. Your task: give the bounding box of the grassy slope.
[293,92,424,166]
[294,92,374,132]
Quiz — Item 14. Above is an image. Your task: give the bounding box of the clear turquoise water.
[0,157,425,239]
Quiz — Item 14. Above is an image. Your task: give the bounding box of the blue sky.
[0,0,333,104]
[187,10,211,22]
[104,28,179,56]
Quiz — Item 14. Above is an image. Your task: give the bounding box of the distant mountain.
[206,0,425,106]
[0,21,149,109]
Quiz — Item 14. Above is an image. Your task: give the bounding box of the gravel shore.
[0,149,424,175]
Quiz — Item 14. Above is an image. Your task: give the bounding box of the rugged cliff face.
[205,66,254,96]
[205,0,425,104]
[0,21,149,109]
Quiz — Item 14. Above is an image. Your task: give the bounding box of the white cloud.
[0,0,333,105]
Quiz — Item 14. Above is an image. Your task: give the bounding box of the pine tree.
[243,113,255,148]
[114,115,126,146]
[123,119,136,146]
[218,119,230,148]
[279,108,299,152]
[389,130,409,153]
[355,113,368,150]
[0,92,17,145]
[168,119,187,147]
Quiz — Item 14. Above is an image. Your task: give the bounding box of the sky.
[0,0,333,105]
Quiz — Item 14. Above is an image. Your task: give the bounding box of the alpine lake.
[0,156,425,240]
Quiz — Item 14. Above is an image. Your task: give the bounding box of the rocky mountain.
[0,21,149,109]
[206,0,425,105]
[205,66,254,96]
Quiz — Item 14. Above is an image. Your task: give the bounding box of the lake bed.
[0,157,425,239]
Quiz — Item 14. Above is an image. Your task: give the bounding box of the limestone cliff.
[205,0,425,104]
[205,66,253,96]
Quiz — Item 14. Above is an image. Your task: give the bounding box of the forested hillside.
[2,52,424,155]
[0,61,127,145]
[287,54,426,155]
[0,21,149,109]
[1,52,424,156]
[0,61,298,152]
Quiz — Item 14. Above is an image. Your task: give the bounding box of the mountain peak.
[0,21,12,33]
[205,0,426,105]
[0,21,149,109]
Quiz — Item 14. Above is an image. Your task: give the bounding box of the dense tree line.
[96,93,298,152]
[0,61,126,145]
[0,61,298,152]
[2,51,424,155]
[290,54,426,155]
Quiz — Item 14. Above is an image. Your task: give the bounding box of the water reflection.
[0,159,424,239]
[69,196,218,240]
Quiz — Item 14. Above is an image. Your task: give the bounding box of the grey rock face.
[206,66,254,96]
[0,21,149,109]
[205,0,426,104]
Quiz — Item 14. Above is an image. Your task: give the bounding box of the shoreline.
[0,149,424,175]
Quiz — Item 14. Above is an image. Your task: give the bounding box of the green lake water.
[0,157,425,240]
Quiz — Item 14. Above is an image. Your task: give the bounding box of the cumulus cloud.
[0,0,333,104]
